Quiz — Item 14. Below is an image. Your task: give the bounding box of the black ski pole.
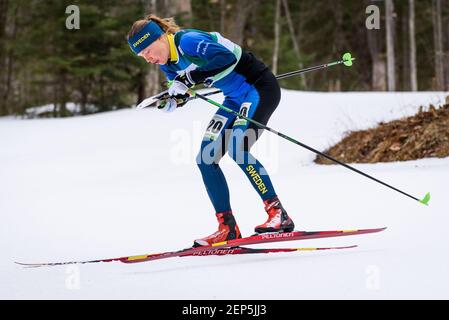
[195,52,356,99]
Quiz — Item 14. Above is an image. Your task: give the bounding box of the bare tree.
[282,0,307,88]
[446,0,449,91]
[225,1,254,45]
[144,0,161,98]
[163,0,192,21]
[386,0,396,91]
[272,0,281,75]
[367,31,386,91]
[2,0,19,115]
[432,0,444,90]
[331,0,345,91]
[0,0,7,60]
[220,0,226,33]
[366,0,386,91]
[401,4,409,91]
[0,0,9,115]
[409,0,418,91]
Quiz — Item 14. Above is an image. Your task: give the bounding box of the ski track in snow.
[1,91,448,299]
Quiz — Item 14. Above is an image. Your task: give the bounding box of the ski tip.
[419,192,431,206]
[333,245,358,250]
[296,245,358,252]
[342,52,355,67]
[358,227,387,234]
[319,245,358,250]
[14,261,43,268]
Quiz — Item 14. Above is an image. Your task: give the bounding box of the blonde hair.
[127,14,181,40]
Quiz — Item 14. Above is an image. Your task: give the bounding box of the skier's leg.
[194,104,242,246]
[196,106,236,213]
[227,76,279,202]
[228,71,295,233]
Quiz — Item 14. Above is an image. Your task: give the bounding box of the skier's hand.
[158,98,178,113]
[168,73,194,96]
[157,94,189,113]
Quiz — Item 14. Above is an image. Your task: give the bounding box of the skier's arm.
[179,32,237,84]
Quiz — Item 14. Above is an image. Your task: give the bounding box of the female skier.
[127,15,295,246]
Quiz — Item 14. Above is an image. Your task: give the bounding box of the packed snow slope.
[1,90,448,299]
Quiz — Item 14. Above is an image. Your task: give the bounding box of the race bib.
[204,114,228,141]
[233,102,252,127]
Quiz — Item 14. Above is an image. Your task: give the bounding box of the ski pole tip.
[419,192,431,206]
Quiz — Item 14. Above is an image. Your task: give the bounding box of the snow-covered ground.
[1,90,448,299]
[23,102,99,118]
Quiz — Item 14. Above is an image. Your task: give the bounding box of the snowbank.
[1,90,448,299]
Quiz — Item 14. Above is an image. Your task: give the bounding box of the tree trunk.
[272,0,281,75]
[52,82,58,118]
[0,0,7,31]
[386,0,396,91]
[401,4,409,91]
[0,0,8,115]
[332,0,344,91]
[366,0,386,91]
[60,70,68,116]
[409,0,418,91]
[163,0,192,21]
[432,0,444,91]
[144,0,161,99]
[223,1,254,45]
[137,70,146,106]
[220,0,226,34]
[80,82,89,116]
[446,0,449,91]
[0,0,8,60]
[3,1,18,115]
[372,59,387,91]
[281,0,307,89]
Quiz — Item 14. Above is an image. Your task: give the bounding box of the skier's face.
[138,35,169,65]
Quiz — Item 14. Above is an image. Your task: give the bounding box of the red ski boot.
[194,211,242,247]
[254,197,295,234]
